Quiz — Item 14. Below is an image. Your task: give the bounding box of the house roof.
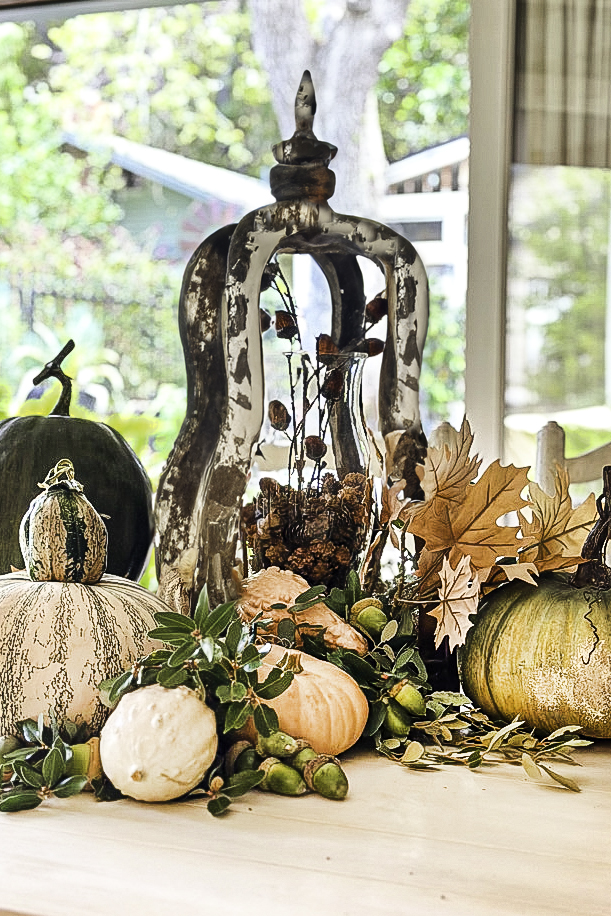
[63,131,273,211]
[385,136,470,187]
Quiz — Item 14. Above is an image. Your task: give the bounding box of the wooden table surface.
[1,742,609,916]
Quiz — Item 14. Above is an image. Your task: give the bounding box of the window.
[467,0,611,479]
[1,0,471,478]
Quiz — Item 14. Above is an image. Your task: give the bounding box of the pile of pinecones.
[241,473,371,588]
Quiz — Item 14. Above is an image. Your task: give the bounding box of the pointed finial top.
[295,70,316,134]
[272,70,337,167]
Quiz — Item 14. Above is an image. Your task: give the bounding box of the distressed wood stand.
[155,72,429,610]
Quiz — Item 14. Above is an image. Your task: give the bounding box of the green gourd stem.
[571,465,611,590]
[32,340,75,417]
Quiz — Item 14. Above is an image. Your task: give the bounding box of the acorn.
[383,699,413,737]
[288,738,318,775]
[256,730,300,759]
[390,680,427,718]
[303,754,349,800]
[258,757,308,796]
[224,740,262,777]
[349,597,388,638]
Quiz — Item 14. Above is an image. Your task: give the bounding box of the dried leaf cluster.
[386,418,598,650]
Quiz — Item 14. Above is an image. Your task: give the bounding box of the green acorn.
[256,730,300,759]
[258,757,308,796]
[303,754,349,800]
[349,598,388,638]
[390,680,427,717]
[383,699,413,737]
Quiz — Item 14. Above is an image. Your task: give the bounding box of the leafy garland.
[0,571,593,814]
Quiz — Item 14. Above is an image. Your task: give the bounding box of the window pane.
[504,163,611,472]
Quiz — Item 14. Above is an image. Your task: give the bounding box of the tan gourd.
[250,644,368,756]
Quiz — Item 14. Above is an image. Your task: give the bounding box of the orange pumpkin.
[253,644,368,756]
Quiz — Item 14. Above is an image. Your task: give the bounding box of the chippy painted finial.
[295,69,316,134]
[272,70,337,167]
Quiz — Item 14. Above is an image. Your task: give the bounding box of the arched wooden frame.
[155,197,429,608]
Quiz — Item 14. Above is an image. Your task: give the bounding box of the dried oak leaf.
[417,416,482,504]
[427,554,480,650]
[408,459,532,570]
[519,466,597,571]
[480,561,539,590]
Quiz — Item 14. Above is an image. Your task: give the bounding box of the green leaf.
[401,740,425,763]
[276,617,296,645]
[294,585,326,604]
[223,701,252,733]
[381,619,399,643]
[333,651,378,684]
[137,666,161,687]
[99,670,135,708]
[53,775,89,798]
[200,635,216,663]
[230,682,248,702]
[216,685,233,703]
[203,601,237,638]
[147,627,194,646]
[0,789,42,812]
[167,639,198,668]
[194,585,211,631]
[42,747,65,787]
[141,649,173,666]
[485,720,525,753]
[255,667,294,700]
[539,764,581,792]
[241,643,262,671]
[544,725,584,742]
[521,753,542,780]
[12,760,46,788]
[253,703,279,737]
[157,666,189,688]
[207,794,232,817]
[394,646,415,669]
[224,619,246,658]
[221,769,265,797]
[363,701,387,737]
[18,718,42,745]
[153,611,194,632]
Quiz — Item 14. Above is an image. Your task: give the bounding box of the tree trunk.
[248,0,410,216]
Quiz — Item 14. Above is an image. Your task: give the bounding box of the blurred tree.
[377,0,470,162]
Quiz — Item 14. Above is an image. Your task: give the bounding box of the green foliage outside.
[378,0,470,161]
[0,0,471,546]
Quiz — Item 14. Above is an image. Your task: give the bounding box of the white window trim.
[466,0,516,465]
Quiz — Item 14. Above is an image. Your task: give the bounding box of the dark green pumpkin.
[0,342,154,581]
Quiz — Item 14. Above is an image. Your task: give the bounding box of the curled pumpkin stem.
[571,465,611,590]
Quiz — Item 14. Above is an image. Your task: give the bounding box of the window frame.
[465,0,516,465]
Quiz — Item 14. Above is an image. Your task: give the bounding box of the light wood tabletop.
[1,741,609,916]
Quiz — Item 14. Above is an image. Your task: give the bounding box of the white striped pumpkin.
[0,571,165,735]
